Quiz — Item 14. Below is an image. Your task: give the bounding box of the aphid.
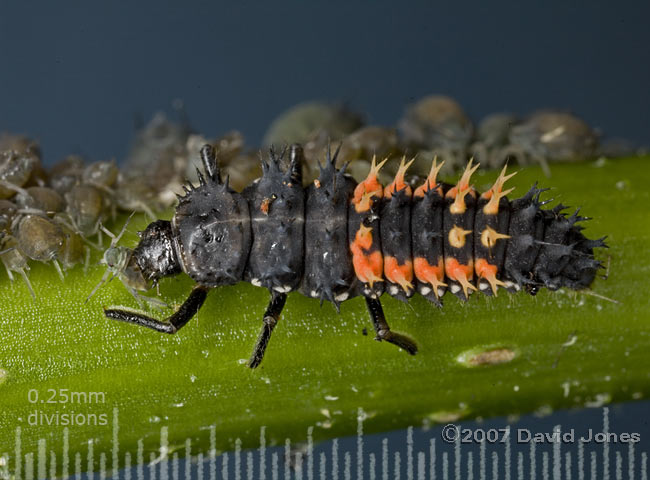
[12,214,67,279]
[82,160,119,189]
[338,127,400,162]
[0,149,40,199]
[0,133,41,160]
[86,215,163,308]
[262,102,363,149]
[398,95,474,169]
[504,111,599,176]
[63,184,113,243]
[469,113,519,168]
[0,235,35,299]
[98,143,606,368]
[55,219,88,271]
[0,199,17,231]
[123,112,191,205]
[14,186,65,214]
[263,102,363,184]
[0,189,88,284]
[113,179,161,220]
[48,155,85,195]
[336,126,402,184]
[0,200,35,298]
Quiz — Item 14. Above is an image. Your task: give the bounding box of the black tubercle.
[200,144,220,183]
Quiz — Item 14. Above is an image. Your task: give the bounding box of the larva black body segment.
[502,184,547,292]
[242,144,305,293]
[101,142,606,370]
[380,158,415,301]
[473,166,514,296]
[172,145,251,287]
[411,159,447,306]
[443,160,480,301]
[299,145,357,309]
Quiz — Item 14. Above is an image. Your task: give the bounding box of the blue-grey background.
[0,1,648,164]
[2,3,649,477]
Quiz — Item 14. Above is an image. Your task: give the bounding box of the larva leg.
[247,291,288,368]
[365,297,418,355]
[104,285,210,334]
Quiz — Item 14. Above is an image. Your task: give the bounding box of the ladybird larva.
[98,143,606,368]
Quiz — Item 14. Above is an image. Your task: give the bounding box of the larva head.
[131,220,182,284]
[86,216,180,303]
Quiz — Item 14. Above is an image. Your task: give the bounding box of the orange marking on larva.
[354,191,375,214]
[354,223,374,250]
[384,156,415,199]
[384,256,414,292]
[260,195,276,215]
[414,156,445,197]
[353,155,387,212]
[480,226,510,248]
[446,159,479,214]
[475,258,506,295]
[445,258,477,298]
[414,257,447,298]
[448,225,472,248]
[352,250,383,287]
[350,223,383,287]
[481,164,517,215]
[314,179,321,188]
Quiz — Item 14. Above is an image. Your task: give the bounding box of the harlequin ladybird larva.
[97,143,606,368]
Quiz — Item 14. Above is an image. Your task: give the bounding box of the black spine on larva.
[242,144,305,292]
[503,185,546,291]
[172,145,251,287]
[299,145,357,309]
[473,195,510,296]
[410,184,446,306]
[443,188,477,301]
[380,186,414,301]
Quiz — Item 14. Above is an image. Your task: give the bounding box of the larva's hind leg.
[365,297,418,355]
[247,291,288,368]
[104,285,210,334]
